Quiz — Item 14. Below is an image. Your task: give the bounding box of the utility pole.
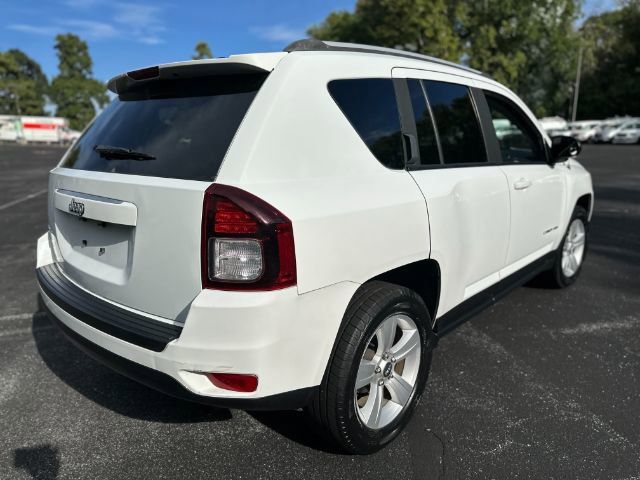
[571,45,583,122]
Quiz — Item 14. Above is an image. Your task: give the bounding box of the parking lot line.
[0,189,47,212]
[0,324,54,338]
[0,312,47,322]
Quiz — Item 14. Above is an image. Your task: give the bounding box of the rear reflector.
[206,373,258,392]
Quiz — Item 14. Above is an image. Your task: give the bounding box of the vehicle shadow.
[248,410,343,454]
[31,298,342,452]
[13,444,60,480]
[31,306,232,424]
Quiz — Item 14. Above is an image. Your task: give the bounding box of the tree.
[193,41,213,60]
[462,1,581,117]
[0,49,48,115]
[49,34,108,130]
[309,0,582,117]
[577,1,640,118]
[308,0,465,61]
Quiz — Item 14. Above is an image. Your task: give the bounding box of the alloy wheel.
[561,218,586,277]
[354,313,421,429]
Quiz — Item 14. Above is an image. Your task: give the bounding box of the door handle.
[513,178,532,190]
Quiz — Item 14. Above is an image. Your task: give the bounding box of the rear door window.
[61,74,267,181]
[328,78,405,169]
[423,80,487,165]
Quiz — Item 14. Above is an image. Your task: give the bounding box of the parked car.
[593,118,638,143]
[569,120,601,143]
[539,116,572,137]
[36,39,594,454]
[59,127,82,145]
[612,121,640,144]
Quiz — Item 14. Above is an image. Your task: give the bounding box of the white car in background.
[612,121,640,144]
[36,40,594,454]
[59,127,82,145]
[569,120,601,143]
[539,116,571,137]
[593,118,637,143]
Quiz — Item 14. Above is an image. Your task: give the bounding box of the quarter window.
[423,81,487,165]
[407,79,440,166]
[485,92,545,164]
[328,79,405,169]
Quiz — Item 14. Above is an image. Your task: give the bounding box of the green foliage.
[50,76,107,130]
[49,33,108,130]
[309,0,582,117]
[0,49,48,115]
[193,41,214,60]
[308,0,465,61]
[54,33,93,78]
[578,1,640,118]
[464,1,581,117]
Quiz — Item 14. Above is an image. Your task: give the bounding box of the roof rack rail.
[284,39,485,77]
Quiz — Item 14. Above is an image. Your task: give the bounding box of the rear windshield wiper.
[94,144,156,161]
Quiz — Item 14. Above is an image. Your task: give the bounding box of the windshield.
[61,73,267,181]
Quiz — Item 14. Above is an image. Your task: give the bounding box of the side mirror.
[550,135,581,164]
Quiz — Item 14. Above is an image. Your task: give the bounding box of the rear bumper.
[37,232,358,409]
[37,263,181,352]
[43,303,316,410]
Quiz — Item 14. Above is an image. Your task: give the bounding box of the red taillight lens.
[213,198,259,234]
[274,223,296,286]
[201,183,297,291]
[206,373,258,392]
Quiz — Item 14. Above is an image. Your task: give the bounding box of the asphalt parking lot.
[0,143,638,479]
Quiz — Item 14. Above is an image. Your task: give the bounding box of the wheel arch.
[576,193,593,219]
[371,259,441,325]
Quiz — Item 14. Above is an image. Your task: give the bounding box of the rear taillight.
[201,184,296,291]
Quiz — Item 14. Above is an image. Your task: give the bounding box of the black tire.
[540,205,589,288]
[307,281,433,454]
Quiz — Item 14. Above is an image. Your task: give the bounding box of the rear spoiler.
[107,52,287,94]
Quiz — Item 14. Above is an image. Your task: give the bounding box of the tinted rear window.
[423,80,487,165]
[61,74,267,181]
[328,78,404,169]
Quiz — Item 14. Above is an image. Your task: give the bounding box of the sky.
[0,0,354,81]
[0,0,618,83]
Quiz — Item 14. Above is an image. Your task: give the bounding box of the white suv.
[36,40,594,453]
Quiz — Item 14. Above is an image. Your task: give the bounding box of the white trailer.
[20,116,68,143]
